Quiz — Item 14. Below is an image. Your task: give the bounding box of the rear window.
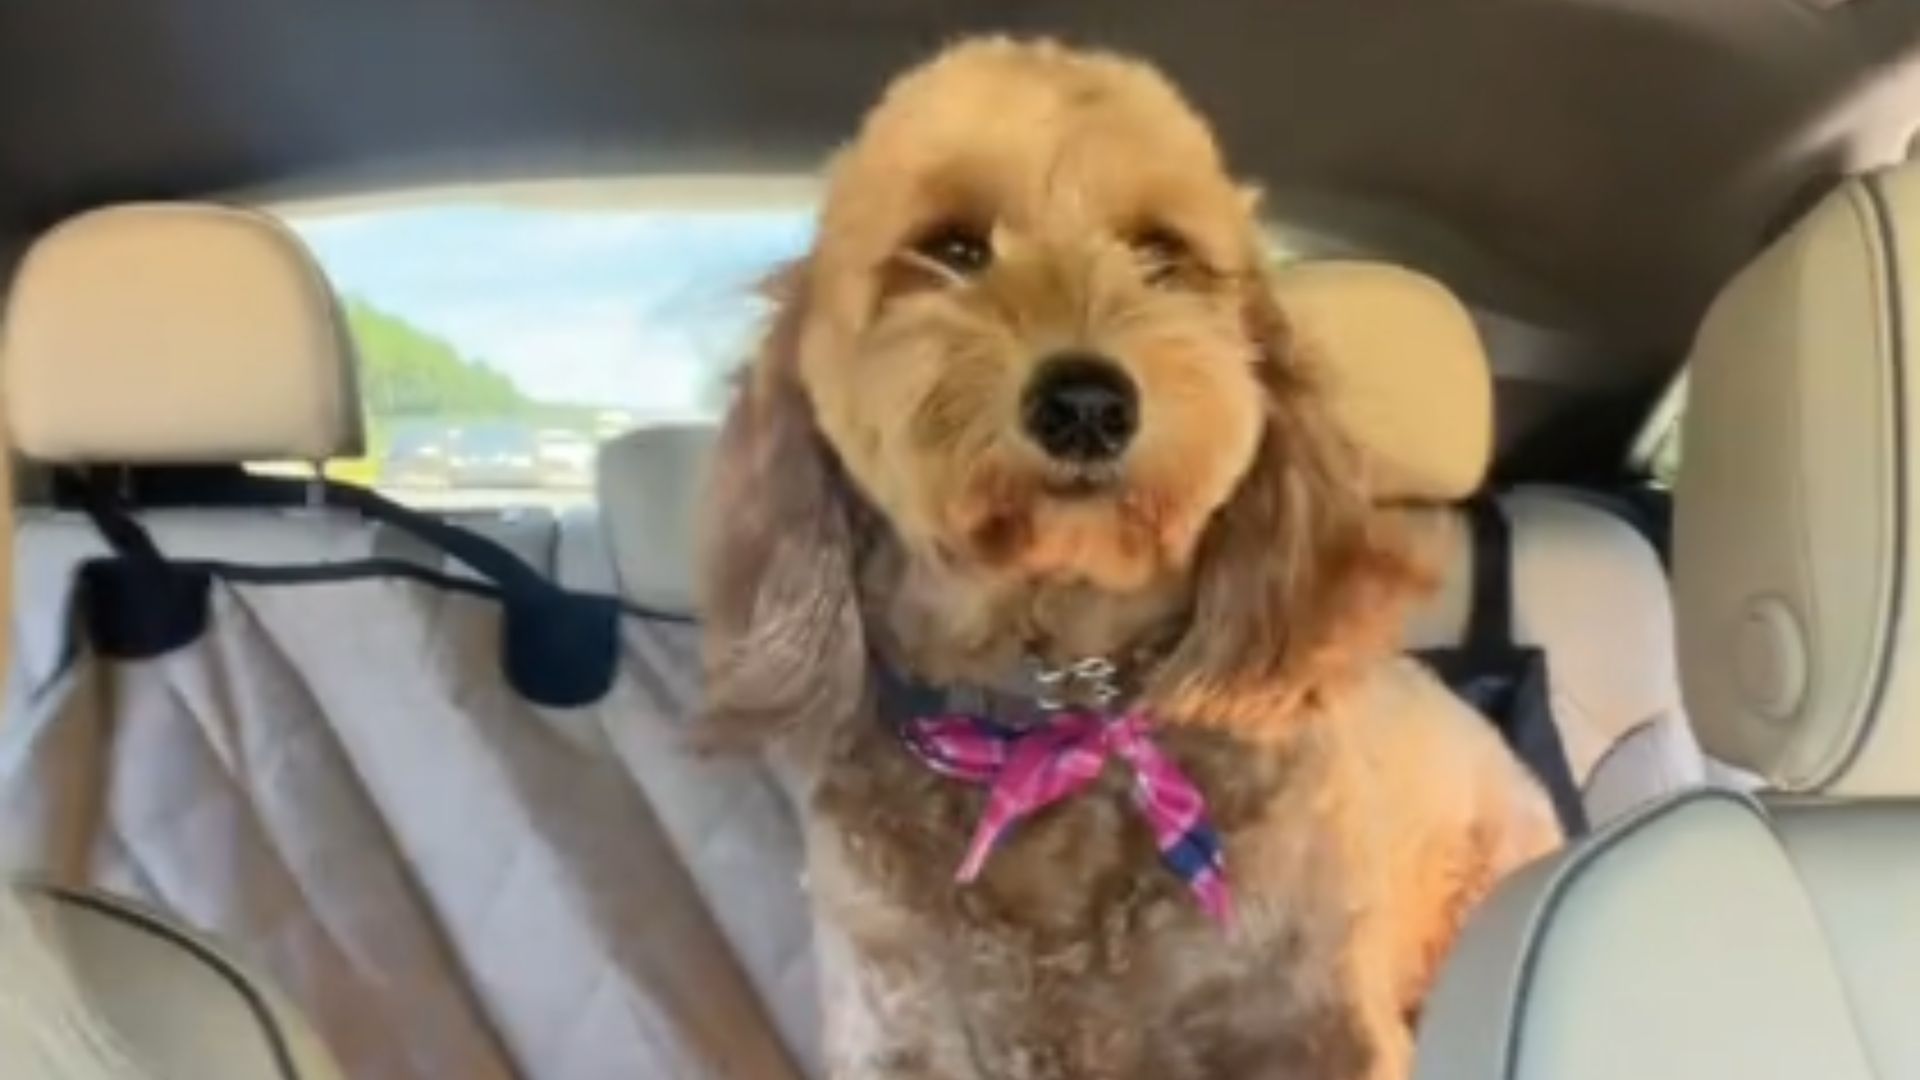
[1637,374,1686,488]
[268,192,813,507]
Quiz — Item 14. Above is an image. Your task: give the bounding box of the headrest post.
[303,463,325,510]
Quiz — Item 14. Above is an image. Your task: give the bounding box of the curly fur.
[699,37,1560,1079]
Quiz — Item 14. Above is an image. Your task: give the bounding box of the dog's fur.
[699,38,1560,1079]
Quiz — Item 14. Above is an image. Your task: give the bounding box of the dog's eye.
[913,223,993,276]
[1129,225,1193,286]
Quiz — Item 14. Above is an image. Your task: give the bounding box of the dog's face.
[794,42,1273,593]
[700,40,1414,741]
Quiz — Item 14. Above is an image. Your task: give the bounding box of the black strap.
[68,469,168,568]
[1421,493,1590,837]
[1461,493,1514,656]
[58,468,622,708]
[60,469,213,661]
[60,467,558,599]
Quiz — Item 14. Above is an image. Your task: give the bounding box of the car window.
[1650,417,1682,487]
[261,196,814,508]
[1641,376,1686,489]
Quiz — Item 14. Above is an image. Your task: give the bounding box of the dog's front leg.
[806,817,977,1080]
[813,911,977,1080]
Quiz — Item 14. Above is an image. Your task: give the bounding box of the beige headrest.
[1275,260,1493,501]
[1,203,364,464]
[1676,165,1920,796]
[598,424,710,615]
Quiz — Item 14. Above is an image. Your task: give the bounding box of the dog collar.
[878,660,1234,926]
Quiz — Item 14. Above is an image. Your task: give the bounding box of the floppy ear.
[696,262,868,748]
[1159,270,1427,728]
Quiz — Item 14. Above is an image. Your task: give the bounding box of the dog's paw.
[829,1048,955,1080]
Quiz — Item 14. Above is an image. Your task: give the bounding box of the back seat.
[1403,489,1713,821]
[7,203,1705,830]
[594,468,1707,829]
[1,204,816,1079]
[0,200,1717,1077]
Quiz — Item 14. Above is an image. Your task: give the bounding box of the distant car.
[446,423,543,489]
[593,410,635,441]
[380,424,452,488]
[536,429,596,489]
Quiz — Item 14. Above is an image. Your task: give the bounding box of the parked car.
[536,428,596,489]
[379,422,453,488]
[445,422,543,489]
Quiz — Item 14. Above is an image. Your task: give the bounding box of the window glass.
[1650,416,1683,488]
[268,199,813,507]
[1640,376,1687,489]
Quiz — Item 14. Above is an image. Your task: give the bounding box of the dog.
[698,37,1560,1080]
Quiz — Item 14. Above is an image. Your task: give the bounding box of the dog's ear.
[1159,270,1426,727]
[696,260,868,748]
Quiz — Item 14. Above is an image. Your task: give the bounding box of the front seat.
[3,885,345,1079]
[0,206,345,1078]
[1411,165,1920,1078]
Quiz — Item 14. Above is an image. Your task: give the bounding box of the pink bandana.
[899,708,1234,926]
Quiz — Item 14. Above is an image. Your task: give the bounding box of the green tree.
[344,298,532,418]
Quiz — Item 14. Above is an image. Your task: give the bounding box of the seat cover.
[0,487,818,1079]
[0,201,817,1079]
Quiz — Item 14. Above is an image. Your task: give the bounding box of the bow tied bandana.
[899,708,1233,926]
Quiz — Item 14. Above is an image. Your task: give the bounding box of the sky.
[290,205,814,417]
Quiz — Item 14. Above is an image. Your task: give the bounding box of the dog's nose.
[1022,354,1139,463]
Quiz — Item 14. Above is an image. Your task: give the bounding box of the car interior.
[1,3,1919,1078]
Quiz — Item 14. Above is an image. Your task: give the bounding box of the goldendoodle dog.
[699,37,1559,1080]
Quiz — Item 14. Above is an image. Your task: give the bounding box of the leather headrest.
[598,423,710,615]
[1275,260,1493,501]
[1676,165,1920,795]
[2,203,364,464]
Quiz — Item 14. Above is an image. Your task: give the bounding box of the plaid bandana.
[899,708,1234,926]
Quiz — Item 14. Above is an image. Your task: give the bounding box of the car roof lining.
[3,0,1919,476]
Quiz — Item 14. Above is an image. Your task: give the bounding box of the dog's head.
[700,39,1420,742]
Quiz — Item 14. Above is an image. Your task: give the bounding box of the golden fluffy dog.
[699,37,1559,1080]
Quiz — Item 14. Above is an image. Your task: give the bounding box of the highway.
[380,486,597,513]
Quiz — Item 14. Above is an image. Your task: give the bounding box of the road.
[380,486,597,513]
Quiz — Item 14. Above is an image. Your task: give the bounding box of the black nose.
[1022,354,1139,462]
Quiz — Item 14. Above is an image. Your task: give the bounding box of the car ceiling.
[2,0,1919,471]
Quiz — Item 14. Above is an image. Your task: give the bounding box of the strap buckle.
[1031,655,1122,711]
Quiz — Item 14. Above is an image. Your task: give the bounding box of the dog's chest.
[813,718,1373,1078]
